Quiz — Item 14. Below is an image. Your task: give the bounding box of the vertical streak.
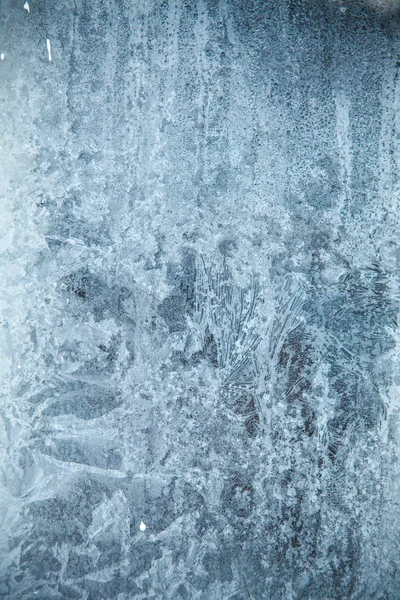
[378,63,395,207]
[335,90,352,223]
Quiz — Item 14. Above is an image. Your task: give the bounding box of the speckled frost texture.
[1,1,400,599]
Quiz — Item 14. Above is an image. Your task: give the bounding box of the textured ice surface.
[1,1,400,598]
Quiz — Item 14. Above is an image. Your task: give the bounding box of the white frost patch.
[46,38,52,62]
[24,2,30,13]
[139,521,146,531]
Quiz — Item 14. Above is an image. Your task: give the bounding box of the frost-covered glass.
[1,1,400,598]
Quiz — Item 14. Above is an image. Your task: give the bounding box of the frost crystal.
[1,1,400,599]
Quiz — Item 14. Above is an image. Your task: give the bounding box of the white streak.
[335,91,352,219]
[0,53,4,61]
[378,62,399,213]
[46,38,52,62]
[24,2,30,13]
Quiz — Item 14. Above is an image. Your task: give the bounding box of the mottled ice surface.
[1,1,400,598]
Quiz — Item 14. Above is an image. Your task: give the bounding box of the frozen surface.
[1,0,400,598]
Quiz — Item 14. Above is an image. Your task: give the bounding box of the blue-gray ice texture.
[1,1,400,598]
